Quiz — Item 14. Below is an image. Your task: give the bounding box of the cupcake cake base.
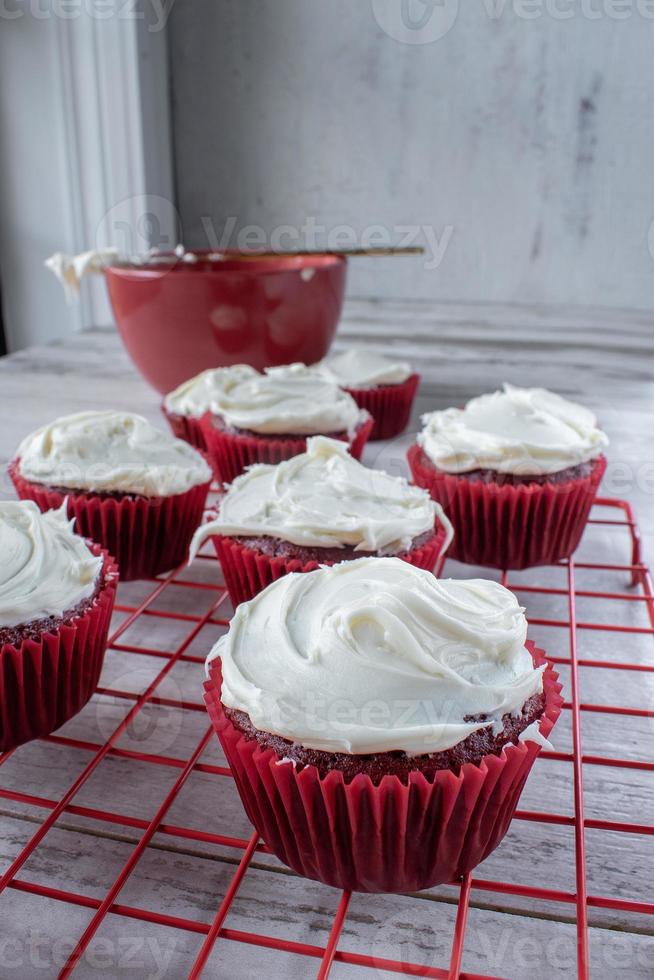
[224,689,546,783]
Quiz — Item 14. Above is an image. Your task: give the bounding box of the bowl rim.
[105,249,347,278]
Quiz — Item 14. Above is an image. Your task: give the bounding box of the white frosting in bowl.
[164,363,364,435]
[16,411,212,497]
[314,349,412,389]
[207,557,544,755]
[418,384,608,475]
[0,501,103,628]
[190,436,452,556]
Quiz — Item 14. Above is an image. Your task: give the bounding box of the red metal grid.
[0,494,652,979]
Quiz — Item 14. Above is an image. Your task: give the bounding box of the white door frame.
[23,5,176,338]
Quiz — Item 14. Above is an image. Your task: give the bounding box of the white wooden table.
[0,299,652,979]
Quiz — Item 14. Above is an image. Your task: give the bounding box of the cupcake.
[162,367,226,456]
[9,410,212,581]
[314,348,419,440]
[204,557,562,892]
[408,384,608,570]
[190,435,453,605]
[0,501,118,751]
[165,363,373,485]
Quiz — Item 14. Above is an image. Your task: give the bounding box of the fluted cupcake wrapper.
[161,406,208,452]
[212,522,448,608]
[161,406,221,480]
[0,547,118,752]
[199,413,374,487]
[9,461,211,582]
[204,644,562,893]
[344,373,420,441]
[407,446,607,570]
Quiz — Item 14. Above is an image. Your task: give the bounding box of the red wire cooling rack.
[0,494,652,979]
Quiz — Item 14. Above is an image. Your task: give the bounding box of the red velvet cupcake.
[408,384,609,570]
[164,362,372,485]
[0,501,118,751]
[203,557,562,893]
[10,410,212,581]
[314,348,420,440]
[190,435,453,606]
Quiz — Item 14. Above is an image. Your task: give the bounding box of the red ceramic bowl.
[105,251,347,394]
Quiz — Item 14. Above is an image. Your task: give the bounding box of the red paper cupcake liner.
[0,546,118,752]
[161,405,208,453]
[212,522,449,608]
[407,446,607,570]
[344,373,420,441]
[161,406,220,480]
[204,643,562,893]
[9,461,211,582]
[200,413,374,486]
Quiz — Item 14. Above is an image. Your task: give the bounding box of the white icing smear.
[313,349,412,389]
[0,501,103,628]
[164,363,364,435]
[207,557,545,755]
[190,436,453,557]
[518,720,553,751]
[16,411,212,497]
[418,383,608,475]
[45,249,119,301]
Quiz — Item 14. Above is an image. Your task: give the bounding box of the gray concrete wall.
[169,0,654,309]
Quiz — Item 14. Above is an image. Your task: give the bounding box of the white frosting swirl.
[164,363,364,435]
[16,411,212,497]
[0,501,103,628]
[418,384,608,475]
[314,349,412,389]
[164,365,255,419]
[208,557,544,754]
[190,436,452,556]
